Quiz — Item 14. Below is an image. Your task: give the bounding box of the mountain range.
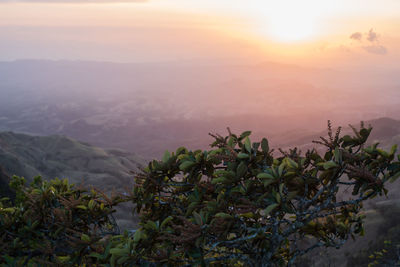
[0,60,399,158]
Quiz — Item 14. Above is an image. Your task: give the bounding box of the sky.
[0,0,399,70]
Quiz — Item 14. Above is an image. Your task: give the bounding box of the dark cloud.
[1,0,147,3]
[362,45,387,55]
[350,32,362,41]
[366,28,379,42]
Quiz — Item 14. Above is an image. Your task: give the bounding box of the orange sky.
[0,0,399,70]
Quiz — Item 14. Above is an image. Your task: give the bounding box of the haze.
[0,0,399,157]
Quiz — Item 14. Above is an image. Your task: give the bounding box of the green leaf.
[110,248,129,256]
[261,138,269,153]
[390,144,398,155]
[377,149,389,158]
[160,216,173,229]
[264,203,279,216]
[244,137,252,153]
[278,162,285,177]
[237,162,248,178]
[57,256,71,263]
[193,211,203,225]
[237,153,250,159]
[257,172,275,179]
[215,212,233,220]
[211,177,229,184]
[81,234,91,242]
[240,131,252,139]
[286,158,298,169]
[275,192,281,203]
[334,147,342,164]
[1,207,15,213]
[228,136,235,148]
[88,199,95,209]
[162,150,171,163]
[263,179,275,187]
[179,161,196,171]
[133,230,142,242]
[279,183,284,195]
[145,221,158,231]
[176,147,188,155]
[323,161,337,170]
[342,135,353,145]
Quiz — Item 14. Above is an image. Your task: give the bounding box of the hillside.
[0,131,145,192]
[0,131,146,229]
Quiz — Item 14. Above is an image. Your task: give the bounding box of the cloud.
[350,32,362,41]
[1,0,147,3]
[348,28,387,55]
[349,29,380,43]
[366,28,379,42]
[362,45,388,55]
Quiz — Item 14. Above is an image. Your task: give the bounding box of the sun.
[267,15,316,42]
[253,1,320,43]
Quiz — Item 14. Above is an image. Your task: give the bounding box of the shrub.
[115,123,400,266]
[2,123,400,266]
[0,176,122,266]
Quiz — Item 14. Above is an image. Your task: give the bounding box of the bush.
[0,176,122,266]
[110,123,400,266]
[1,123,400,266]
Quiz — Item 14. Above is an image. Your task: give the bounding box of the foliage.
[0,176,122,266]
[1,122,400,266]
[114,123,400,266]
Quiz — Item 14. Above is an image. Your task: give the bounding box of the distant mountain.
[0,60,399,158]
[0,131,145,193]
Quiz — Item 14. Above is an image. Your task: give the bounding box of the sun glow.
[252,1,324,43]
[266,15,316,42]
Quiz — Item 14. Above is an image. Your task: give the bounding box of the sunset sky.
[0,0,399,70]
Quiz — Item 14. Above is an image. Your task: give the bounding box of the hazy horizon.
[0,1,399,157]
[1,1,400,71]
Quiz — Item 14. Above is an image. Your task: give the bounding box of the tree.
[109,122,400,266]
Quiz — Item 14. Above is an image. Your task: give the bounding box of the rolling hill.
[0,131,145,192]
[0,131,146,229]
